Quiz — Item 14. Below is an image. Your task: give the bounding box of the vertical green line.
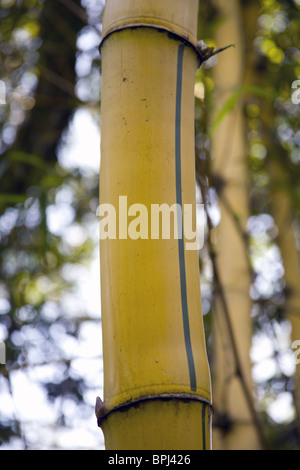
[175,44,197,392]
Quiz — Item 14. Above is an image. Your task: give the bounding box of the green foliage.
[1,0,300,451]
[209,85,276,135]
[196,0,300,450]
[0,0,103,449]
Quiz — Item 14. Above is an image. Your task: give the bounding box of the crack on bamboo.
[99,25,202,65]
[95,393,213,428]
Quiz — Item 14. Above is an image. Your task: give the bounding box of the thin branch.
[6,371,28,449]
[57,0,88,23]
[40,66,76,97]
[198,173,269,450]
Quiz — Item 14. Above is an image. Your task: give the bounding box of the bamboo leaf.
[8,151,48,170]
[0,194,27,204]
[209,89,242,135]
[209,84,275,136]
[242,84,276,100]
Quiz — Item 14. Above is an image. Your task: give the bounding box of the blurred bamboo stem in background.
[210,0,262,450]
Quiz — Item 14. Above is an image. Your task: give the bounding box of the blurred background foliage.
[0,0,300,449]
[196,0,300,449]
[0,0,104,449]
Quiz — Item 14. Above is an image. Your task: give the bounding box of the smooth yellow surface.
[101,0,199,48]
[102,399,212,450]
[100,27,210,409]
[99,0,211,449]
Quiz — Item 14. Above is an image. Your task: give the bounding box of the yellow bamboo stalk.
[98,0,212,450]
